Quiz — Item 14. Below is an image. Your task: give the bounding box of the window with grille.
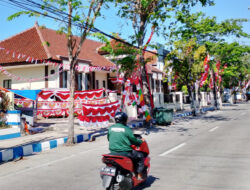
[3,79,11,89]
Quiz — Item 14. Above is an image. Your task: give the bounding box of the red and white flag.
[209,70,214,89]
[200,55,210,87]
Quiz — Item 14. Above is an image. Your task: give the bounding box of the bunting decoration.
[34,89,106,118]
[38,89,104,101]
[0,46,116,73]
[78,101,120,127]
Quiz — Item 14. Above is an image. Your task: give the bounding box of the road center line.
[209,126,219,132]
[159,143,186,157]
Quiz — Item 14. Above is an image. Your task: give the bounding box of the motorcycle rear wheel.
[106,183,121,190]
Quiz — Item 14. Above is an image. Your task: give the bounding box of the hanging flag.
[215,60,221,83]
[200,55,210,87]
[244,80,250,89]
[145,110,151,121]
[209,70,214,89]
[110,77,124,84]
[171,72,178,90]
[138,89,144,104]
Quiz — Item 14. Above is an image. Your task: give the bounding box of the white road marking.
[209,126,219,132]
[240,112,246,116]
[159,143,186,157]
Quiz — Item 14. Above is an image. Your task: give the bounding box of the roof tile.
[0,24,114,67]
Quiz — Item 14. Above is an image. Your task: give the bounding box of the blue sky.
[0,0,249,47]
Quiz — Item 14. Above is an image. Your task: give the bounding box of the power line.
[1,0,166,57]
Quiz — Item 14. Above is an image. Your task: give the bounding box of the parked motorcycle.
[100,134,150,190]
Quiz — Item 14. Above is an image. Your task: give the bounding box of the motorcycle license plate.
[100,166,116,176]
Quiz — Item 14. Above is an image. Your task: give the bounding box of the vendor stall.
[11,89,41,126]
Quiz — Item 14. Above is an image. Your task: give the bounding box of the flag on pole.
[200,55,210,87]
[209,70,214,89]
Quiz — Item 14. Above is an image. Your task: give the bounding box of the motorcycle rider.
[107,112,145,180]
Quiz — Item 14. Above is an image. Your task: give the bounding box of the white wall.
[152,72,164,107]
[62,60,89,90]
[0,65,61,90]
[95,71,107,89]
[0,66,45,90]
[48,65,60,88]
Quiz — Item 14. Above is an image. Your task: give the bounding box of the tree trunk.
[141,59,151,106]
[67,64,76,144]
[187,83,196,115]
[64,0,103,144]
[66,1,75,145]
[212,70,218,109]
[137,16,153,116]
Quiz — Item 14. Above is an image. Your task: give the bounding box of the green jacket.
[107,123,143,153]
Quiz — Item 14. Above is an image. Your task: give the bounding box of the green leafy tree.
[110,0,214,112]
[165,11,249,108]
[8,0,108,144]
[210,42,250,90]
[0,91,10,128]
[165,39,206,106]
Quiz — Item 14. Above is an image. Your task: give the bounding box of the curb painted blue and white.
[0,128,21,141]
[128,122,144,128]
[6,110,21,128]
[174,107,215,118]
[0,125,142,164]
[0,133,95,164]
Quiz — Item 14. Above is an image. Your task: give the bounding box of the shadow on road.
[134,175,160,190]
[201,115,230,122]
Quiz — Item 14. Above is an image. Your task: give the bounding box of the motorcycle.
[100,134,150,190]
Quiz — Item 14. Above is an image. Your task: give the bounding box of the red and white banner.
[78,101,120,127]
[37,108,82,117]
[15,89,108,118]
[38,89,104,101]
[81,101,120,116]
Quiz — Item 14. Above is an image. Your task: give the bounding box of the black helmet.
[114,112,128,125]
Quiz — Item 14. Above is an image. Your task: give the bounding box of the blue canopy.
[9,90,41,100]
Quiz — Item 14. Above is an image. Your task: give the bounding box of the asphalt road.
[0,103,249,190]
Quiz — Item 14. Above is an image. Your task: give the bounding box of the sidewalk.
[0,105,215,164]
